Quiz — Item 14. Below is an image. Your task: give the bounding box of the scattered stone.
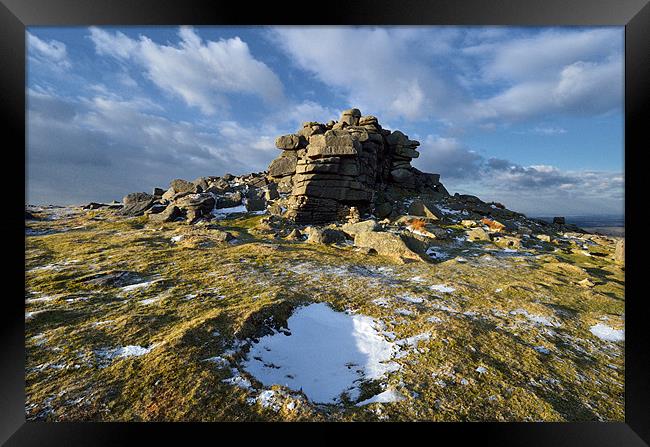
[305,227,347,245]
[119,193,155,216]
[341,219,378,238]
[467,227,490,242]
[148,205,182,223]
[353,231,424,263]
[614,239,624,264]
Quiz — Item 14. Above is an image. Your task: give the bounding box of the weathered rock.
[265,108,449,224]
[269,154,298,178]
[467,227,490,242]
[148,205,182,223]
[175,193,216,222]
[341,219,378,238]
[408,200,441,220]
[354,231,424,263]
[275,134,303,150]
[215,192,243,209]
[374,202,393,219]
[171,179,200,194]
[285,228,302,241]
[536,234,553,243]
[614,239,624,264]
[120,193,155,216]
[212,229,235,243]
[246,197,266,212]
[340,108,361,126]
[305,227,347,245]
[491,235,522,249]
[553,216,566,225]
[152,187,165,197]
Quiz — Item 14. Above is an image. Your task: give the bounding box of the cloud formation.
[271,27,623,125]
[27,89,282,204]
[89,26,284,115]
[27,33,71,70]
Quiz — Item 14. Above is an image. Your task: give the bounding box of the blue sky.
[26,26,624,216]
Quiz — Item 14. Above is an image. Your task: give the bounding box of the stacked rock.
[267,108,448,223]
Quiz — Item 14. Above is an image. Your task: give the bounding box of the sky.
[26,26,624,216]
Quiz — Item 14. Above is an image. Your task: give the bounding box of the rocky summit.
[269,108,446,223]
[24,109,625,422]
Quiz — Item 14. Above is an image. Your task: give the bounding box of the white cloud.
[466,28,623,121]
[27,32,71,70]
[88,26,284,115]
[27,89,282,204]
[270,27,460,122]
[271,27,623,126]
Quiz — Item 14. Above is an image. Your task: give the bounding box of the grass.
[25,207,624,421]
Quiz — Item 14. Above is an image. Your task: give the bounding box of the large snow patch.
[242,302,400,404]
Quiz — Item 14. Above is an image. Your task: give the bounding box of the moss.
[25,208,625,421]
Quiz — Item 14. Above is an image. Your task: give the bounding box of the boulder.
[148,205,182,223]
[215,191,243,209]
[341,219,378,238]
[246,197,266,212]
[171,179,200,194]
[152,187,165,197]
[374,202,393,219]
[553,216,566,225]
[212,229,235,243]
[408,200,441,220]
[354,231,424,263]
[120,193,155,216]
[614,239,624,264]
[269,154,298,178]
[305,227,347,245]
[275,134,304,150]
[467,227,490,242]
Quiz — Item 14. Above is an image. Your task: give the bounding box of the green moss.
[24,208,625,421]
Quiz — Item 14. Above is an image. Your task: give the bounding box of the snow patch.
[590,323,624,342]
[356,388,406,406]
[241,303,400,404]
[430,284,455,293]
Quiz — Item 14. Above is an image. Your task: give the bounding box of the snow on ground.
[397,294,424,304]
[222,368,253,390]
[510,309,561,327]
[356,388,406,406]
[96,345,153,360]
[590,323,624,342]
[212,204,248,217]
[120,278,161,293]
[242,302,400,404]
[430,284,455,293]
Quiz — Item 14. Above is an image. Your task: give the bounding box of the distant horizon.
[26,26,624,216]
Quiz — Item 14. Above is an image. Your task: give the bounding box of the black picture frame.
[3,0,648,445]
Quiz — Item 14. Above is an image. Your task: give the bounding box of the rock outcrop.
[267,108,449,224]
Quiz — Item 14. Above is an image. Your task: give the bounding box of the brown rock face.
[267,108,449,223]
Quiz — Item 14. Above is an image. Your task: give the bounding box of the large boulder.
[305,227,347,245]
[148,205,182,223]
[341,219,378,238]
[120,192,155,216]
[354,231,424,263]
[268,154,298,178]
[175,193,216,222]
[275,134,304,150]
[408,200,442,220]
